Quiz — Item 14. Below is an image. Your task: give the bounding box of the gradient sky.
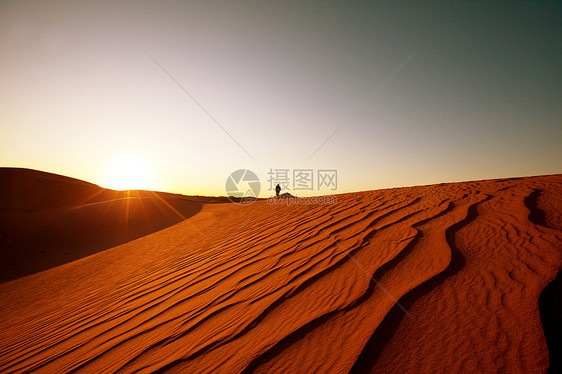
[1,0,561,197]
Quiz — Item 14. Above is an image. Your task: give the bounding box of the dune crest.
[0,174,560,373]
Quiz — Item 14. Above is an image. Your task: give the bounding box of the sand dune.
[0,168,204,282]
[0,173,560,373]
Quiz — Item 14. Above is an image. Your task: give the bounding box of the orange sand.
[0,172,560,373]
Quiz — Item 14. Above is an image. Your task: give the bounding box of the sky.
[1,0,561,197]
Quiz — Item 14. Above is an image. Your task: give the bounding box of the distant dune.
[0,168,206,282]
[0,173,560,373]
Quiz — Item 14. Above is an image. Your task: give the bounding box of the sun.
[106,157,152,191]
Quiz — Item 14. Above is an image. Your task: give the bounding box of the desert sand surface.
[0,173,560,373]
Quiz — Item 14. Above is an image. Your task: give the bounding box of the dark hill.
[0,168,203,282]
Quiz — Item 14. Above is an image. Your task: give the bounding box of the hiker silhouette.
[275,184,281,198]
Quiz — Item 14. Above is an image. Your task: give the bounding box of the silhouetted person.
[275,184,281,198]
